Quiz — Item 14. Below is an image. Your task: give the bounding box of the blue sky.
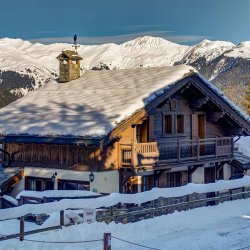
[0,0,250,45]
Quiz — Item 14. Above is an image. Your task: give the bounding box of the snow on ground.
[1,198,250,249]
[238,136,250,157]
[0,218,40,236]
[2,195,18,206]
[2,176,250,220]
[225,41,250,59]
[180,39,235,66]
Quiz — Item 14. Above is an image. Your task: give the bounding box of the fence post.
[151,200,155,218]
[215,191,219,205]
[186,194,189,210]
[60,210,64,226]
[229,189,233,201]
[242,186,246,199]
[20,216,25,241]
[103,232,111,250]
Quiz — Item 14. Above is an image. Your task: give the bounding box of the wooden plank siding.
[2,143,104,171]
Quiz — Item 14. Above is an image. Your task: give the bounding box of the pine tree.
[242,80,250,115]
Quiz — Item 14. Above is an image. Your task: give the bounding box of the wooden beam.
[180,82,192,93]
[20,216,25,241]
[190,97,209,109]
[120,171,134,186]
[207,111,225,122]
[188,165,200,175]
[228,127,244,136]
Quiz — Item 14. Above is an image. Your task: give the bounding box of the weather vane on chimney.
[73,34,80,52]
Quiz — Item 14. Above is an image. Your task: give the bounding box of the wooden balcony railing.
[158,137,233,164]
[136,142,159,157]
[120,137,234,167]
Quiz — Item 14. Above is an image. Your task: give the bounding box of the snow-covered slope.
[2,198,250,250]
[0,35,250,108]
[179,39,235,67]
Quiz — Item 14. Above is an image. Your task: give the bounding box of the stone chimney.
[57,50,82,82]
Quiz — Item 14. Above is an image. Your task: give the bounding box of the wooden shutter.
[191,114,198,139]
[148,115,154,141]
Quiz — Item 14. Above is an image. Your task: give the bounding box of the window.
[177,115,184,133]
[121,149,132,164]
[164,115,172,134]
[58,180,90,191]
[35,180,42,191]
[163,114,185,135]
[25,177,54,191]
[159,172,182,188]
[45,180,54,190]
[136,125,142,143]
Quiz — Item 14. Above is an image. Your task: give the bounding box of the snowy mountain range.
[0,36,249,108]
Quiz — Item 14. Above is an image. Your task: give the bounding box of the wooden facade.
[1,74,250,193]
[2,143,102,171]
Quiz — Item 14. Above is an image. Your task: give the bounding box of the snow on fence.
[1,176,250,220]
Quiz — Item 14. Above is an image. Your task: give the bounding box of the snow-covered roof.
[0,65,194,137]
[57,50,82,60]
[0,64,249,138]
[197,74,250,123]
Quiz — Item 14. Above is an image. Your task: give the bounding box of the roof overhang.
[0,135,101,146]
[232,151,250,170]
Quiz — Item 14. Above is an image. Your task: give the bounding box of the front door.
[204,166,216,183]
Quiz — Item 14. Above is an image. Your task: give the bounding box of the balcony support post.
[131,125,138,168]
[231,137,234,156]
[177,140,181,163]
[197,138,200,160]
[215,138,218,158]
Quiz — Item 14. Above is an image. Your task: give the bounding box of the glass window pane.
[165,115,172,134]
[35,180,42,191]
[177,115,184,133]
[45,180,54,190]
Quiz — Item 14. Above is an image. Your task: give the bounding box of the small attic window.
[63,60,68,64]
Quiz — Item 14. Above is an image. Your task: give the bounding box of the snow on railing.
[16,190,101,199]
[1,176,250,220]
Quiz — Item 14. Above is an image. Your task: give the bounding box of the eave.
[0,135,101,146]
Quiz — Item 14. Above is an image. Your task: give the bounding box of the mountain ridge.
[0,35,249,109]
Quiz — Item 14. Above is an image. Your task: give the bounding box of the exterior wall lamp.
[51,172,57,182]
[89,172,94,182]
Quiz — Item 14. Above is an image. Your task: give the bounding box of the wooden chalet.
[0,59,249,196]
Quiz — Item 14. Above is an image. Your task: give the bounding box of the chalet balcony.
[120,137,234,169]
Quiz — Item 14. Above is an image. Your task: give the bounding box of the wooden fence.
[96,186,250,224]
[0,185,250,242]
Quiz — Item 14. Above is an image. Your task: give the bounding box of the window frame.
[162,113,186,137]
[176,114,185,134]
[164,114,173,134]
